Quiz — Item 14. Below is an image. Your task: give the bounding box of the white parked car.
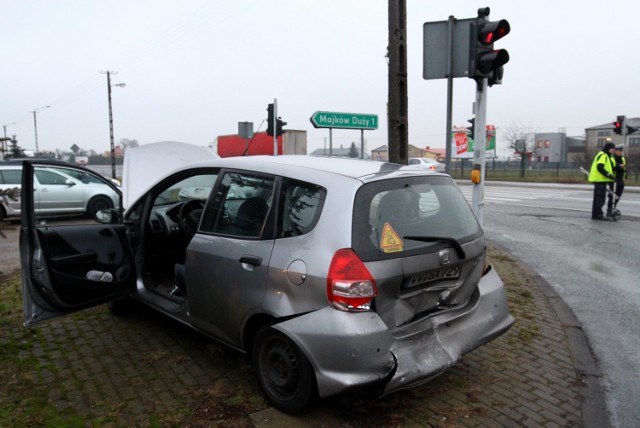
[408,157,446,172]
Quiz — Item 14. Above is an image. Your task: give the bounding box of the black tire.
[252,326,317,414]
[87,195,114,218]
[0,205,5,222]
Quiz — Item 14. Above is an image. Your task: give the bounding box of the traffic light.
[469,7,510,86]
[266,103,275,136]
[467,118,475,138]
[276,118,287,137]
[613,115,624,135]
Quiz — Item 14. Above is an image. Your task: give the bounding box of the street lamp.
[32,105,50,153]
[1,122,16,159]
[102,70,126,179]
[2,121,15,139]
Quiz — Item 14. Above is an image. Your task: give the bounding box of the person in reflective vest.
[589,142,616,220]
[607,144,627,216]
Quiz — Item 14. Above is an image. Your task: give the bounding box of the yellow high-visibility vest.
[588,151,614,183]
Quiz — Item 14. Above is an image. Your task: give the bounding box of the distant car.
[409,157,446,172]
[0,163,118,221]
[20,146,513,414]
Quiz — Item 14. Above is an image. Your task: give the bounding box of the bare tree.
[119,138,139,149]
[503,121,535,178]
[625,148,640,184]
[573,147,598,172]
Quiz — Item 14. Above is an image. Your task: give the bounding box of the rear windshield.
[352,175,481,261]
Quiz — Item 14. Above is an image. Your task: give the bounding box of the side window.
[153,174,217,207]
[35,170,69,185]
[201,172,275,239]
[0,169,22,185]
[408,159,420,165]
[51,167,103,184]
[279,180,326,238]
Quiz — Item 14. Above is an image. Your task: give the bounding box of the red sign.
[217,132,282,157]
[453,132,468,155]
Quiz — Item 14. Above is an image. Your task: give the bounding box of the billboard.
[451,125,496,158]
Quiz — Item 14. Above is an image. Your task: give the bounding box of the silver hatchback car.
[20,143,513,414]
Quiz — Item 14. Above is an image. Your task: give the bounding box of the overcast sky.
[2,0,639,157]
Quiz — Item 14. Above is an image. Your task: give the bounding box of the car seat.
[236,197,269,237]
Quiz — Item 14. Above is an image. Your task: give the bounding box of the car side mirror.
[66,180,76,187]
[95,208,119,224]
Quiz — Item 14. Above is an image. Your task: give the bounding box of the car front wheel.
[252,326,317,414]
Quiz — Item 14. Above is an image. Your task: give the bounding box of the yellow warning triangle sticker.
[380,223,404,253]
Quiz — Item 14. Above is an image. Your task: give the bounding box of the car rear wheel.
[88,195,114,218]
[252,326,317,414]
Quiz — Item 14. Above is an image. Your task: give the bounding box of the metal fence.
[448,159,639,184]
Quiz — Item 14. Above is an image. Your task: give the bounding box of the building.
[532,133,565,163]
[103,145,124,158]
[309,144,370,159]
[370,144,431,162]
[528,132,585,163]
[424,146,446,161]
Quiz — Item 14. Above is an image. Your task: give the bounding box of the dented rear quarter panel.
[274,264,513,398]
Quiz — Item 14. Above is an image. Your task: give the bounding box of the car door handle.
[239,255,262,267]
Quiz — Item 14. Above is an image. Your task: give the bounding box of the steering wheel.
[178,200,205,238]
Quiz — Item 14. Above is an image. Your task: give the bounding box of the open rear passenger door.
[20,161,135,326]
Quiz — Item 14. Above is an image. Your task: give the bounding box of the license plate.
[402,264,462,289]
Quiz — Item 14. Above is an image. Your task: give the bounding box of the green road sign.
[310,111,378,130]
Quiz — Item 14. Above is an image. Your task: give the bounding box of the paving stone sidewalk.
[0,223,607,426]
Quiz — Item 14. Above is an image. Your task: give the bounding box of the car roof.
[179,155,432,181]
[123,149,447,210]
[1,158,74,167]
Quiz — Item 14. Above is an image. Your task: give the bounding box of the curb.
[489,240,610,428]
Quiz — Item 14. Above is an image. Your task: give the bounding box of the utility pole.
[106,71,116,179]
[101,70,125,179]
[32,105,50,153]
[387,0,408,164]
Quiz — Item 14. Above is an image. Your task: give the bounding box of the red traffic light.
[613,121,622,135]
[479,20,511,46]
[614,115,625,135]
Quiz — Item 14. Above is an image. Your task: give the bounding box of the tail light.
[428,165,436,171]
[327,249,377,312]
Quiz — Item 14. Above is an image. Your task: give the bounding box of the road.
[460,182,640,428]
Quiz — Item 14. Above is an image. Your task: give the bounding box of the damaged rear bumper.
[273,265,513,398]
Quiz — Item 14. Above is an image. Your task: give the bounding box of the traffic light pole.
[622,116,628,155]
[471,78,488,225]
[444,15,455,174]
[273,98,278,156]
